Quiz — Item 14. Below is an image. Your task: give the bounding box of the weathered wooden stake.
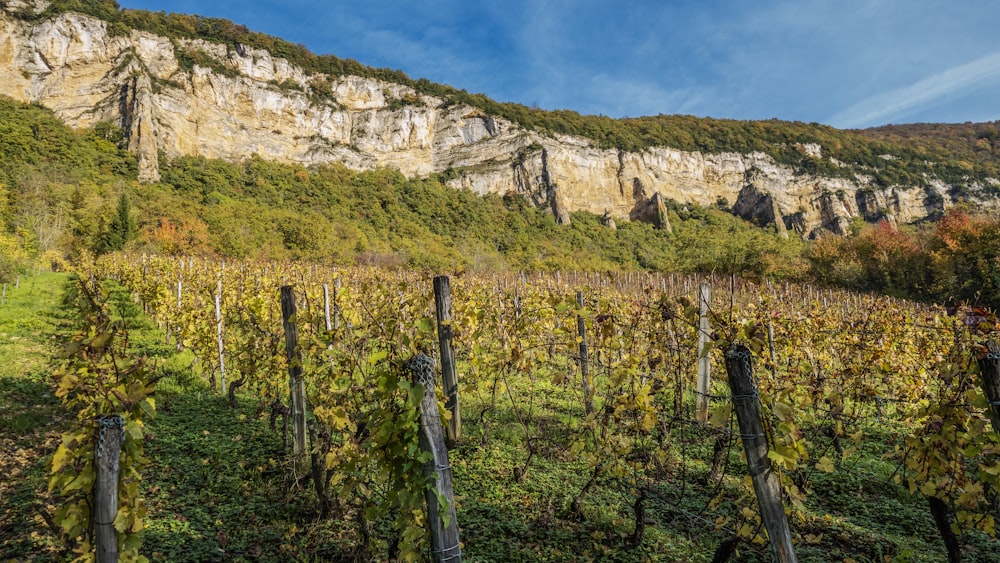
[1,283,5,305]
[976,341,1000,432]
[215,280,226,394]
[333,278,342,331]
[767,317,778,378]
[94,415,124,563]
[322,283,333,333]
[433,276,461,444]
[723,345,797,563]
[577,292,594,416]
[280,286,309,473]
[409,354,462,563]
[173,279,183,351]
[696,283,712,422]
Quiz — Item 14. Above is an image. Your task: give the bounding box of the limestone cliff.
[0,6,993,236]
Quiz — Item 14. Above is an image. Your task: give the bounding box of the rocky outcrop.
[120,73,159,181]
[734,176,787,238]
[630,192,672,232]
[0,5,994,237]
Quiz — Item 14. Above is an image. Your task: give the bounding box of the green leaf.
[368,349,388,365]
[767,449,790,466]
[417,317,435,333]
[113,508,129,532]
[139,396,156,418]
[698,340,716,359]
[408,385,424,406]
[126,419,144,441]
[767,446,799,470]
[64,467,96,492]
[981,462,1000,476]
[89,331,113,350]
[436,489,452,528]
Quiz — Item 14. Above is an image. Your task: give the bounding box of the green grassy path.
[140,386,362,561]
[0,272,75,560]
[0,273,350,561]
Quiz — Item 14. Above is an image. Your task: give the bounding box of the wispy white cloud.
[360,28,474,79]
[116,0,1000,126]
[585,74,702,117]
[827,51,1000,128]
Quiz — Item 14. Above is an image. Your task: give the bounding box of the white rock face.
[0,7,991,234]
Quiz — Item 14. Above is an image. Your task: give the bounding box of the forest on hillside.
[1,96,1000,310]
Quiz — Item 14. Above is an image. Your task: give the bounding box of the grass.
[0,271,76,561]
[1,272,998,561]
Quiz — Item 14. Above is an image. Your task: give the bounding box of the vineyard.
[39,254,1000,561]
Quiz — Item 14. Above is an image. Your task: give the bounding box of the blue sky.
[116,0,1000,129]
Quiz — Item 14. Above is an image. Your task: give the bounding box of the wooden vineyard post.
[321,282,337,370]
[174,279,183,350]
[139,257,147,314]
[333,278,342,331]
[723,345,797,563]
[767,316,778,378]
[280,286,309,473]
[322,283,333,333]
[409,354,462,562]
[215,279,226,394]
[433,276,461,444]
[696,283,712,422]
[976,340,1000,432]
[577,292,594,416]
[94,415,124,563]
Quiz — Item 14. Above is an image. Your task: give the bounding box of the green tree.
[98,192,136,253]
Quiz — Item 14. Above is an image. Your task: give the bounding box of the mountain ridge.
[2,0,998,238]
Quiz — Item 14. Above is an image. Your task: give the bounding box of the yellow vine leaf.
[50,444,72,474]
[708,404,731,428]
[920,481,937,497]
[772,401,795,422]
[815,456,835,473]
[767,447,797,470]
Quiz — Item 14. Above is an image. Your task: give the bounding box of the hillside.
[1,0,998,239]
[858,121,1000,183]
[0,94,806,277]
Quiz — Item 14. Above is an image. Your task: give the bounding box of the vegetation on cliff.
[0,95,803,277]
[2,95,1000,311]
[10,0,1000,194]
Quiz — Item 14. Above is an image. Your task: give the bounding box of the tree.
[926,210,1000,308]
[98,193,136,253]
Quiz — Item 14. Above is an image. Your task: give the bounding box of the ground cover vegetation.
[5,256,999,561]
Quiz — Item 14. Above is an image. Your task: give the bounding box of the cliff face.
[0,7,987,237]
